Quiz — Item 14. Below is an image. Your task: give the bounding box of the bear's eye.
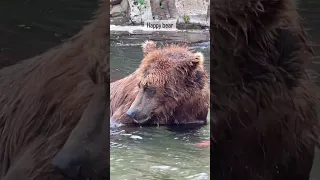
[144,86,156,97]
[143,85,149,91]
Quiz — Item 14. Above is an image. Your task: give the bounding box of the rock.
[110,0,210,28]
[150,0,178,20]
[110,0,129,17]
[127,0,153,24]
[110,16,131,25]
[175,0,209,26]
[110,0,123,6]
[177,14,209,27]
[175,0,209,16]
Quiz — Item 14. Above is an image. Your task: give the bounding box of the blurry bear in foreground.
[210,0,320,179]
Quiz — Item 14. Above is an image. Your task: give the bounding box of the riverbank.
[110,25,210,45]
[110,24,209,32]
[110,0,210,30]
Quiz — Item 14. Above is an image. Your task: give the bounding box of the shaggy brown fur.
[210,0,320,179]
[210,0,320,180]
[0,1,109,179]
[110,41,210,126]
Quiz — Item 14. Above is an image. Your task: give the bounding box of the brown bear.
[110,40,210,126]
[210,0,320,180]
[0,1,109,180]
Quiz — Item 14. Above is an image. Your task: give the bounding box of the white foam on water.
[130,135,143,140]
[150,165,179,171]
[186,173,209,180]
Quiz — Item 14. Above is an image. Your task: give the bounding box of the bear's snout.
[126,108,138,119]
[126,108,150,123]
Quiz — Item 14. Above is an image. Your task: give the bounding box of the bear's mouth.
[133,116,151,124]
[132,113,154,124]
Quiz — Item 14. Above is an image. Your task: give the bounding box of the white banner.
[143,19,177,31]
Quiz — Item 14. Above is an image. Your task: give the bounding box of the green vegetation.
[137,0,146,10]
[160,1,164,9]
[183,15,190,23]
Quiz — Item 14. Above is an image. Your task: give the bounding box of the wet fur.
[0,1,109,179]
[110,42,210,125]
[210,0,320,179]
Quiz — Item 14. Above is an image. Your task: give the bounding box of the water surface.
[1,0,319,179]
[110,30,210,180]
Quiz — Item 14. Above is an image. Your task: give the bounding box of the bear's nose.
[126,109,138,119]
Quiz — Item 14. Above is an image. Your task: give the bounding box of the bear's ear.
[142,40,157,56]
[191,52,204,66]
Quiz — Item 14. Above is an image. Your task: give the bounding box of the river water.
[110,30,211,180]
[0,0,319,179]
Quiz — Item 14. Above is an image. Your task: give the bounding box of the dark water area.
[110,30,210,179]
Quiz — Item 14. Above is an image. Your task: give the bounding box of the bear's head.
[126,40,208,124]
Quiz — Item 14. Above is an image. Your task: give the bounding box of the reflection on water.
[110,31,210,180]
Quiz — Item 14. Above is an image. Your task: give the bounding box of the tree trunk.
[150,0,178,20]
